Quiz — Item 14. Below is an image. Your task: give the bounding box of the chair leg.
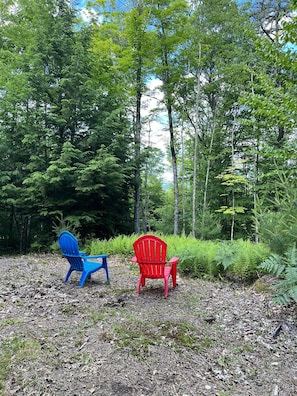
[79,271,89,288]
[172,272,177,288]
[164,277,169,298]
[105,268,110,283]
[171,266,177,288]
[65,268,73,283]
[103,258,110,282]
[137,275,144,294]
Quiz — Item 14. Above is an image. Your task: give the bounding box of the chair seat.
[83,260,103,272]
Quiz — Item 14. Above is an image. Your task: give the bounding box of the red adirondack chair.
[131,235,179,297]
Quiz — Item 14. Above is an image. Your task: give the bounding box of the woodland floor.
[1,254,297,396]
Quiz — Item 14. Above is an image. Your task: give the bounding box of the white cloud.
[142,79,173,183]
[79,8,103,24]
[142,79,168,146]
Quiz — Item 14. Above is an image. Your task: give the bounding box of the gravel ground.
[0,254,297,396]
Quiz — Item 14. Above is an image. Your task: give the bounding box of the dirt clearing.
[1,254,297,396]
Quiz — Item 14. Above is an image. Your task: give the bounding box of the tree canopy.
[0,0,296,253]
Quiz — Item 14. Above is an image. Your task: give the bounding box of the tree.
[123,1,154,234]
[0,0,133,252]
[0,0,81,251]
[141,147,165,231]
[239,0,297,241]
[149,0,189,235]
[174,0,254,239]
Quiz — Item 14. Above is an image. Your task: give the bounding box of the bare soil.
[1,254,297,396]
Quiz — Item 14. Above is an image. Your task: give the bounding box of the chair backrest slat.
[133,235,167,278]
[58,231,83,271]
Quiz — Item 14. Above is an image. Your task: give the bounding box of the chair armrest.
[79,251,87,256]
[168,257,179,287]
[131,256,137,263]
[168,257,179,275]
[168,257,179,265]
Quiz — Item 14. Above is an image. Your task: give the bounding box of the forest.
[0,0,296,254]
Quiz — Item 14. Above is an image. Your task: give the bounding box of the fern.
[215,242,236,270]
[216,240,270,282]
[259,244,297,305]
[259,254,286,277]
[177,241,219,278]
[288,285,297,304]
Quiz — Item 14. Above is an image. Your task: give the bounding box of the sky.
[74,0,87,9]
[75,0,249,7]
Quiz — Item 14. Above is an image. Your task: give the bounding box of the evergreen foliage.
[254,169,297,255]
[0,0,133,252]
[0,0,296,253]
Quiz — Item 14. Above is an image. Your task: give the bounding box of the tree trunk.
[251,74,259,243]
[230,114,235,240]
[202,114,216,236]
[231,190,235,241]
[192,44,201,238]
[134,49,143,235]
[160,21,179,235]
[167,103,179,235]
[181,123,186,233]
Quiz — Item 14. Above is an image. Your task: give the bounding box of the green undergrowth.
[88,234,138,256]
[216,239,271,282]
[174,238,270,283]
[87,233,196,257]
[87,234,271,283]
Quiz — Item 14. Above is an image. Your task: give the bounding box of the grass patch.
[157,321,212,351]
[114,324,155,358]
[0,336,41,392]
[80,307,117,330]
[0,318,23,327]
[60,303,86,316]
[113,317,212,359]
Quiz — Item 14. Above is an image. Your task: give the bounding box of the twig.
[272,324,282,339]
[79,338,89,351]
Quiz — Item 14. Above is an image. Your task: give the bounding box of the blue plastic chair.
[58,231,109,287]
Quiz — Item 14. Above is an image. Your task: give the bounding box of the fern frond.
[263,244,297,305]
[215,242,236,270]
[259,254,285,277]
[284,267,297,284]
[272,291,291,306]
[283,244,297,267]
[288,285,297,304]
